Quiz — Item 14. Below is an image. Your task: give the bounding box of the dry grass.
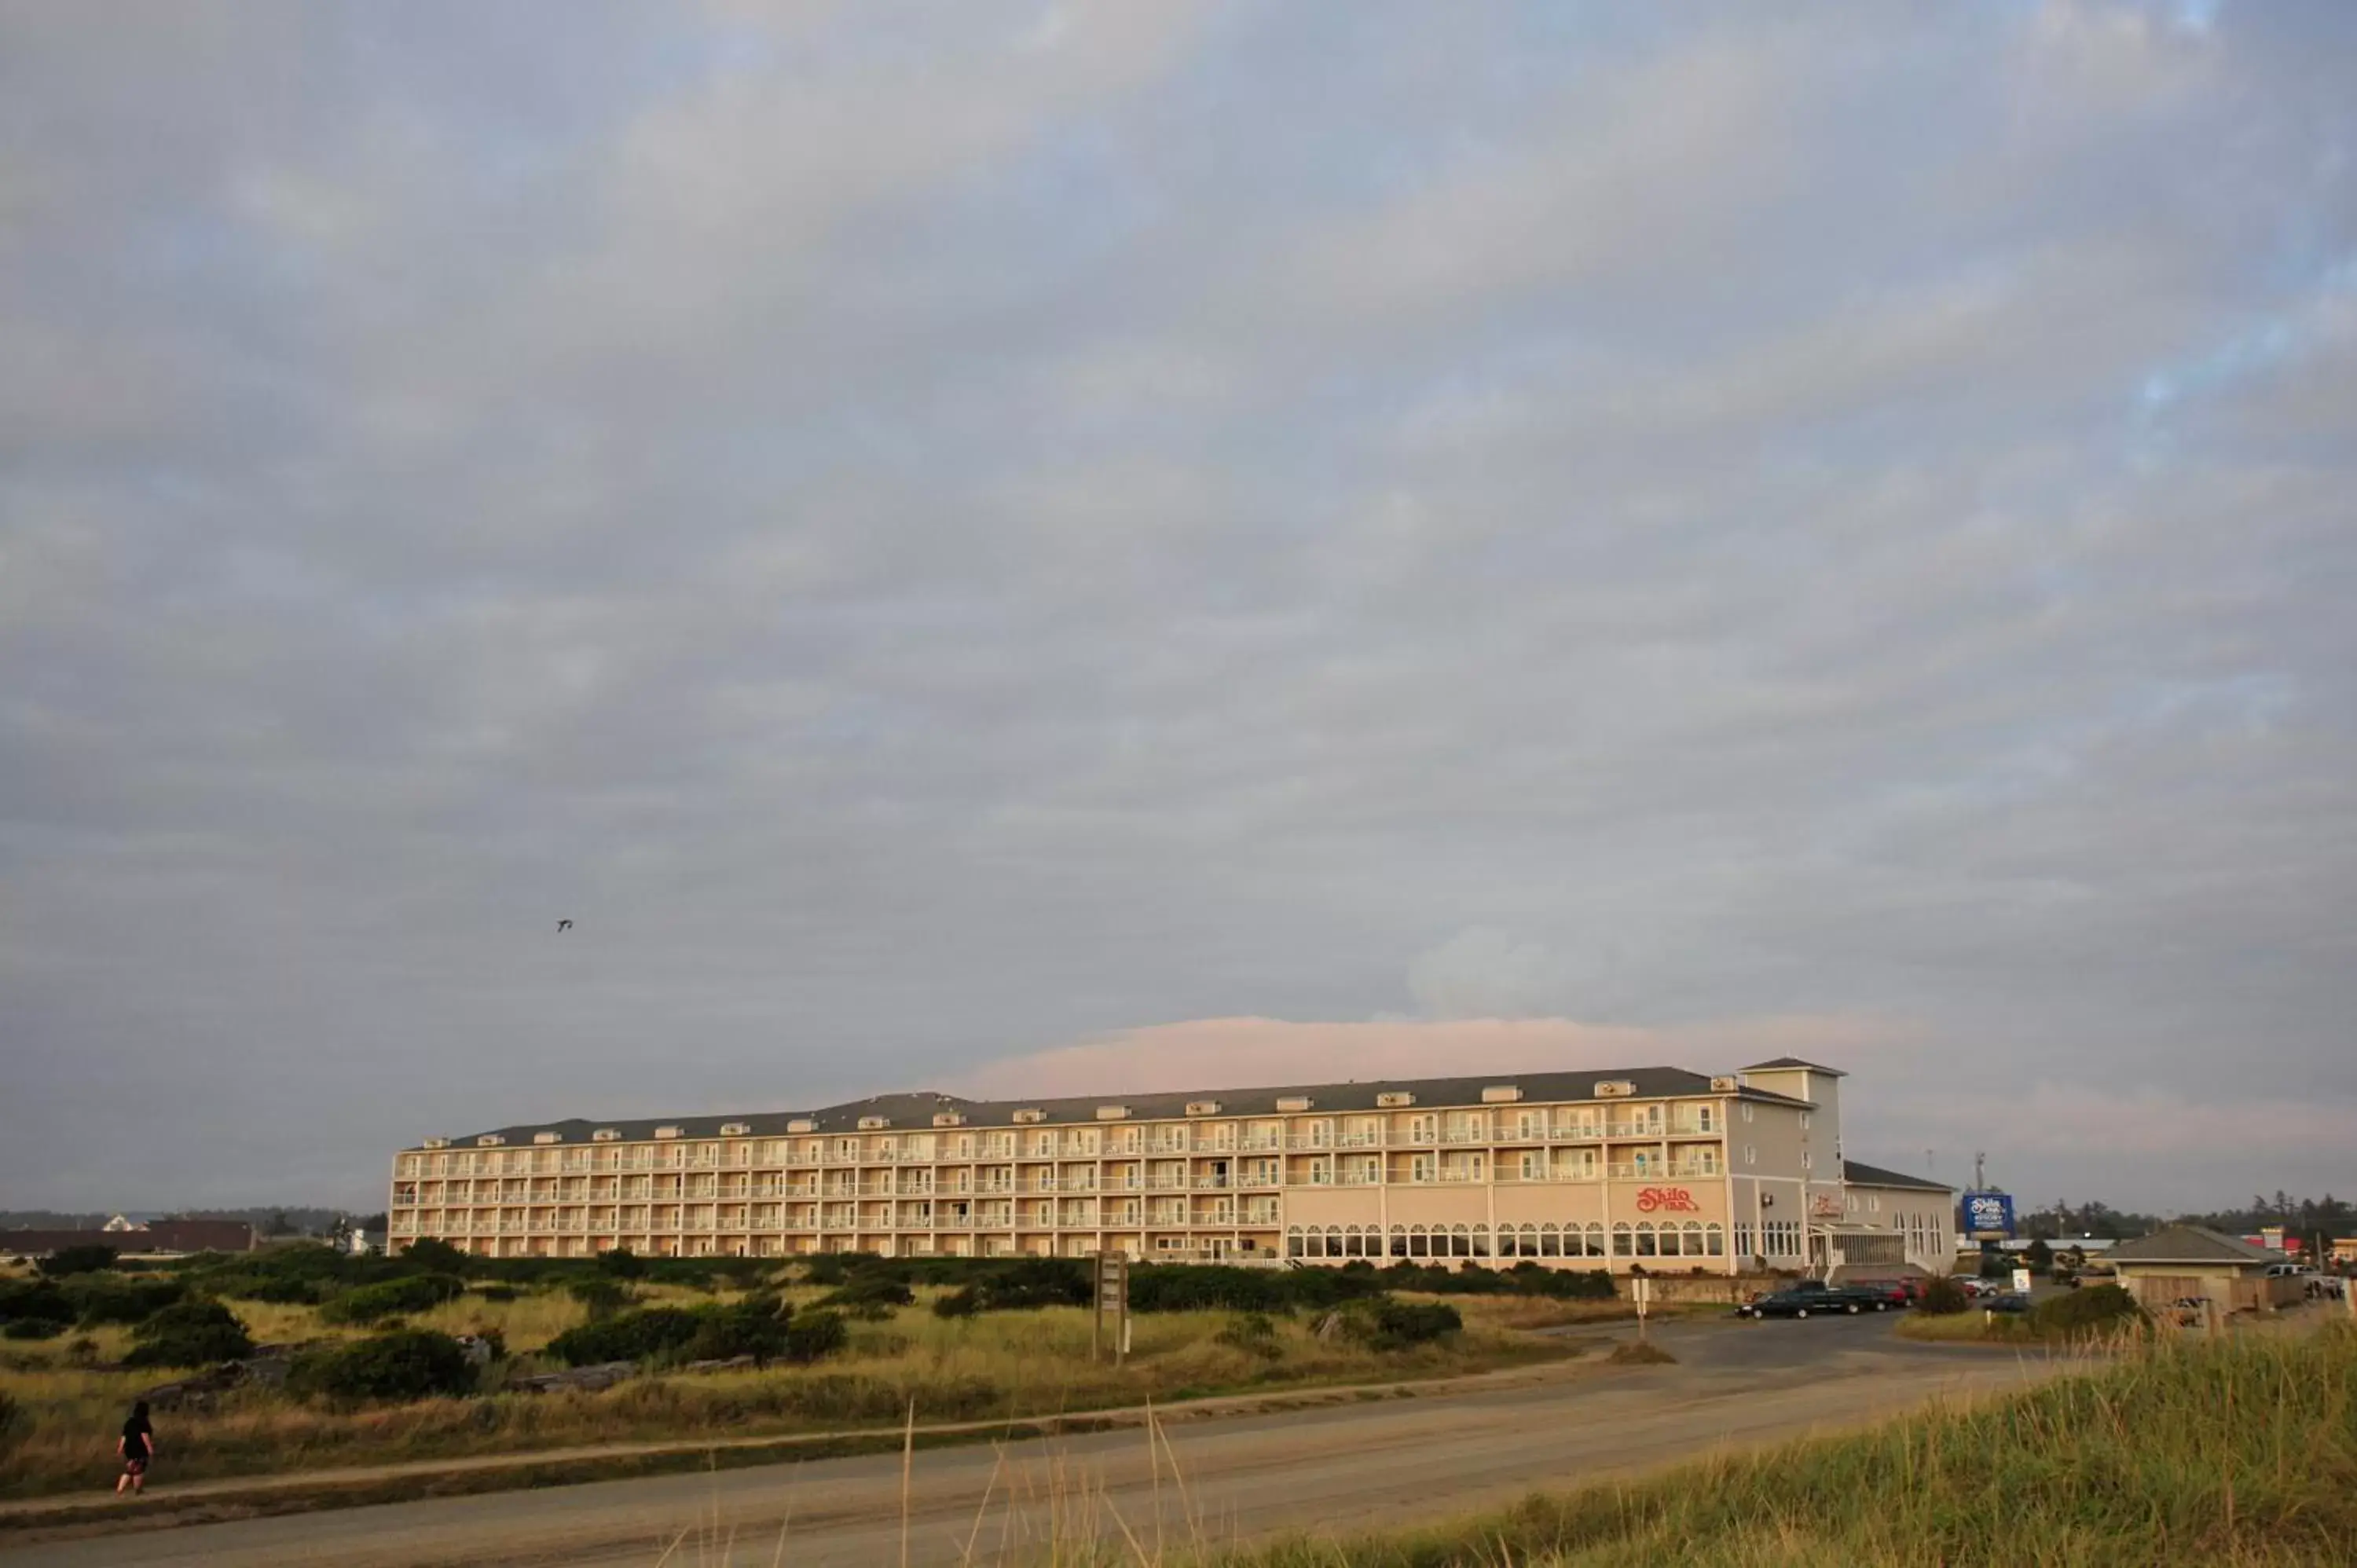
[1212,1322,2357,1567]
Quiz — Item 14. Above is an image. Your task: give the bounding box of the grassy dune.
[1223,1322,2357,1568]
[0,1288,1566,1501]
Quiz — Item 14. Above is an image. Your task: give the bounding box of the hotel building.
[388,1057,1954,1275]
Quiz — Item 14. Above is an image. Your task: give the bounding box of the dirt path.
[0,1321,2069,1566]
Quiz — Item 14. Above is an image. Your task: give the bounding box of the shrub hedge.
[319,1273,467,1325]
[121,1299,255,1368]
[291,1329,478,1402]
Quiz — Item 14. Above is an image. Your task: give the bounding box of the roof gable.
[1841,1159,1951,1193]
[2105,1225,2279,1267]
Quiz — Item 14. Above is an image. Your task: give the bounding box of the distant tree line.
[2017,1192,2352,1249]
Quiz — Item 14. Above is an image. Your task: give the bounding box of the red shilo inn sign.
[1634,1186,1699,1214]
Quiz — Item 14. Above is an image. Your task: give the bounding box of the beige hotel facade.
[390,1057,1954,1276]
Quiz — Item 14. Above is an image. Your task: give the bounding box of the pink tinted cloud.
[947,1013,1918,1100]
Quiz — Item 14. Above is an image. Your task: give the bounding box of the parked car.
[1848,1280,1914,1310]
[1983,1291,2033,1313]
[1738,1281,1880,1318]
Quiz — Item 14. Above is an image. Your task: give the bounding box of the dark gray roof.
[1841,1159,1951,1193]
[1743,1057,1849,1077]
[415,1064,1816,1150]
[2104,1225,2279,1268]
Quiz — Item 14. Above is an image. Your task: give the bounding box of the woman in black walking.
[115,1400,154,1496]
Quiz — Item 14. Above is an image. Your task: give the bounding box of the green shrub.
[36,1244,118,1278]
[474,1284,519,1303]
[933,1286,982,1319]
[1216,1312,1284,1360]
[291,1329,476,1403]
[0,1389,20,1452]
[0,1279,74,1327]
[60,1274,185,1325]
[122,1299,255,1368]
[597,1247,647,1280]
[802,1253,854,1287]
[1342,1298,1461,1350]
[684,1295,791,1364]
[398,1237,470,1275]
[544,1306,707,1367]
[567,1277,635,1320]
[819,1275,914,1318]
[783,1307,848,1364]
[319,1273,466,1325]
[1130,1264,1288,1314]
[1918,1277,1970,1315]
[2029,1283,2143,1338]
[2,1318,65,1341]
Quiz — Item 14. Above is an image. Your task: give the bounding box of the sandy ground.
[0,1317,2069,1567]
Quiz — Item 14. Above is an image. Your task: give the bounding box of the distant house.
[2105,1225,2297,1314]
[0,1218,257,1260]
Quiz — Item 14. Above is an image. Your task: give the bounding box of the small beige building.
[2105,1225,2299,1314]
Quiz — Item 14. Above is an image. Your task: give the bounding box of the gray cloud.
[3,1,2354,1214]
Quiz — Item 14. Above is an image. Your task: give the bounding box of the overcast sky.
[4,2,2353,1217]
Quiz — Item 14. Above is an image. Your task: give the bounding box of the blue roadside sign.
[1962,1191,2015,1240]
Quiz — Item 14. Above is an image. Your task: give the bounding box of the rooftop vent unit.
[787,1119,816,1134]
[1274,1096,1313,1112]
[1709,1076,1739,1094]
[654,1126,683,1139]
[720,1122,750,1136]
[422,1137,450,1149]
[1376,1091,1416,1108]
[933,1112,966,1127]
[857,1116,891,1130]
[532,1131,562,1144]
[1481,1086,1523,1104]
[477,1134,506,1147]
[1184,1101,1222,1117]
[592,1128,621,1142]
[1094,1105,1131,1120]
[1595,1080,1636,1098]
[1012,1108,1047,1124]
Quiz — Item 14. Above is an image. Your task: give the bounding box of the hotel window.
[1612,1222,1633,1256]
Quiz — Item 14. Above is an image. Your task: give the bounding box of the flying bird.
[557,919,574,933]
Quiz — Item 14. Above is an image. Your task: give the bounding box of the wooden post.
[1094,1250,1127,1366]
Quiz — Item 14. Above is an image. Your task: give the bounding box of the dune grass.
[1215,1322,2357,1567]
[0,1290,1567,1501]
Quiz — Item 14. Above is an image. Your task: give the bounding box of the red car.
[1849,1279,1917,1309]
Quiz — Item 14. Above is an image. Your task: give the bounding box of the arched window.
[1682,1221,1704,1258]
[1705,1222,1725,1257]
[1584,1222,1607,1258]
[1286,1225,1304,1259]
[1325,1225,1343,1260]
[1409,1225,1431,1258]
[1450,1223,1472,1258]
[1472,1224,1491,1258]
[1390,1224,1409,1258]
[1539,1222,1561,1258]
[1635,1222,1658,1257]
[1612,1222,1633,1257]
